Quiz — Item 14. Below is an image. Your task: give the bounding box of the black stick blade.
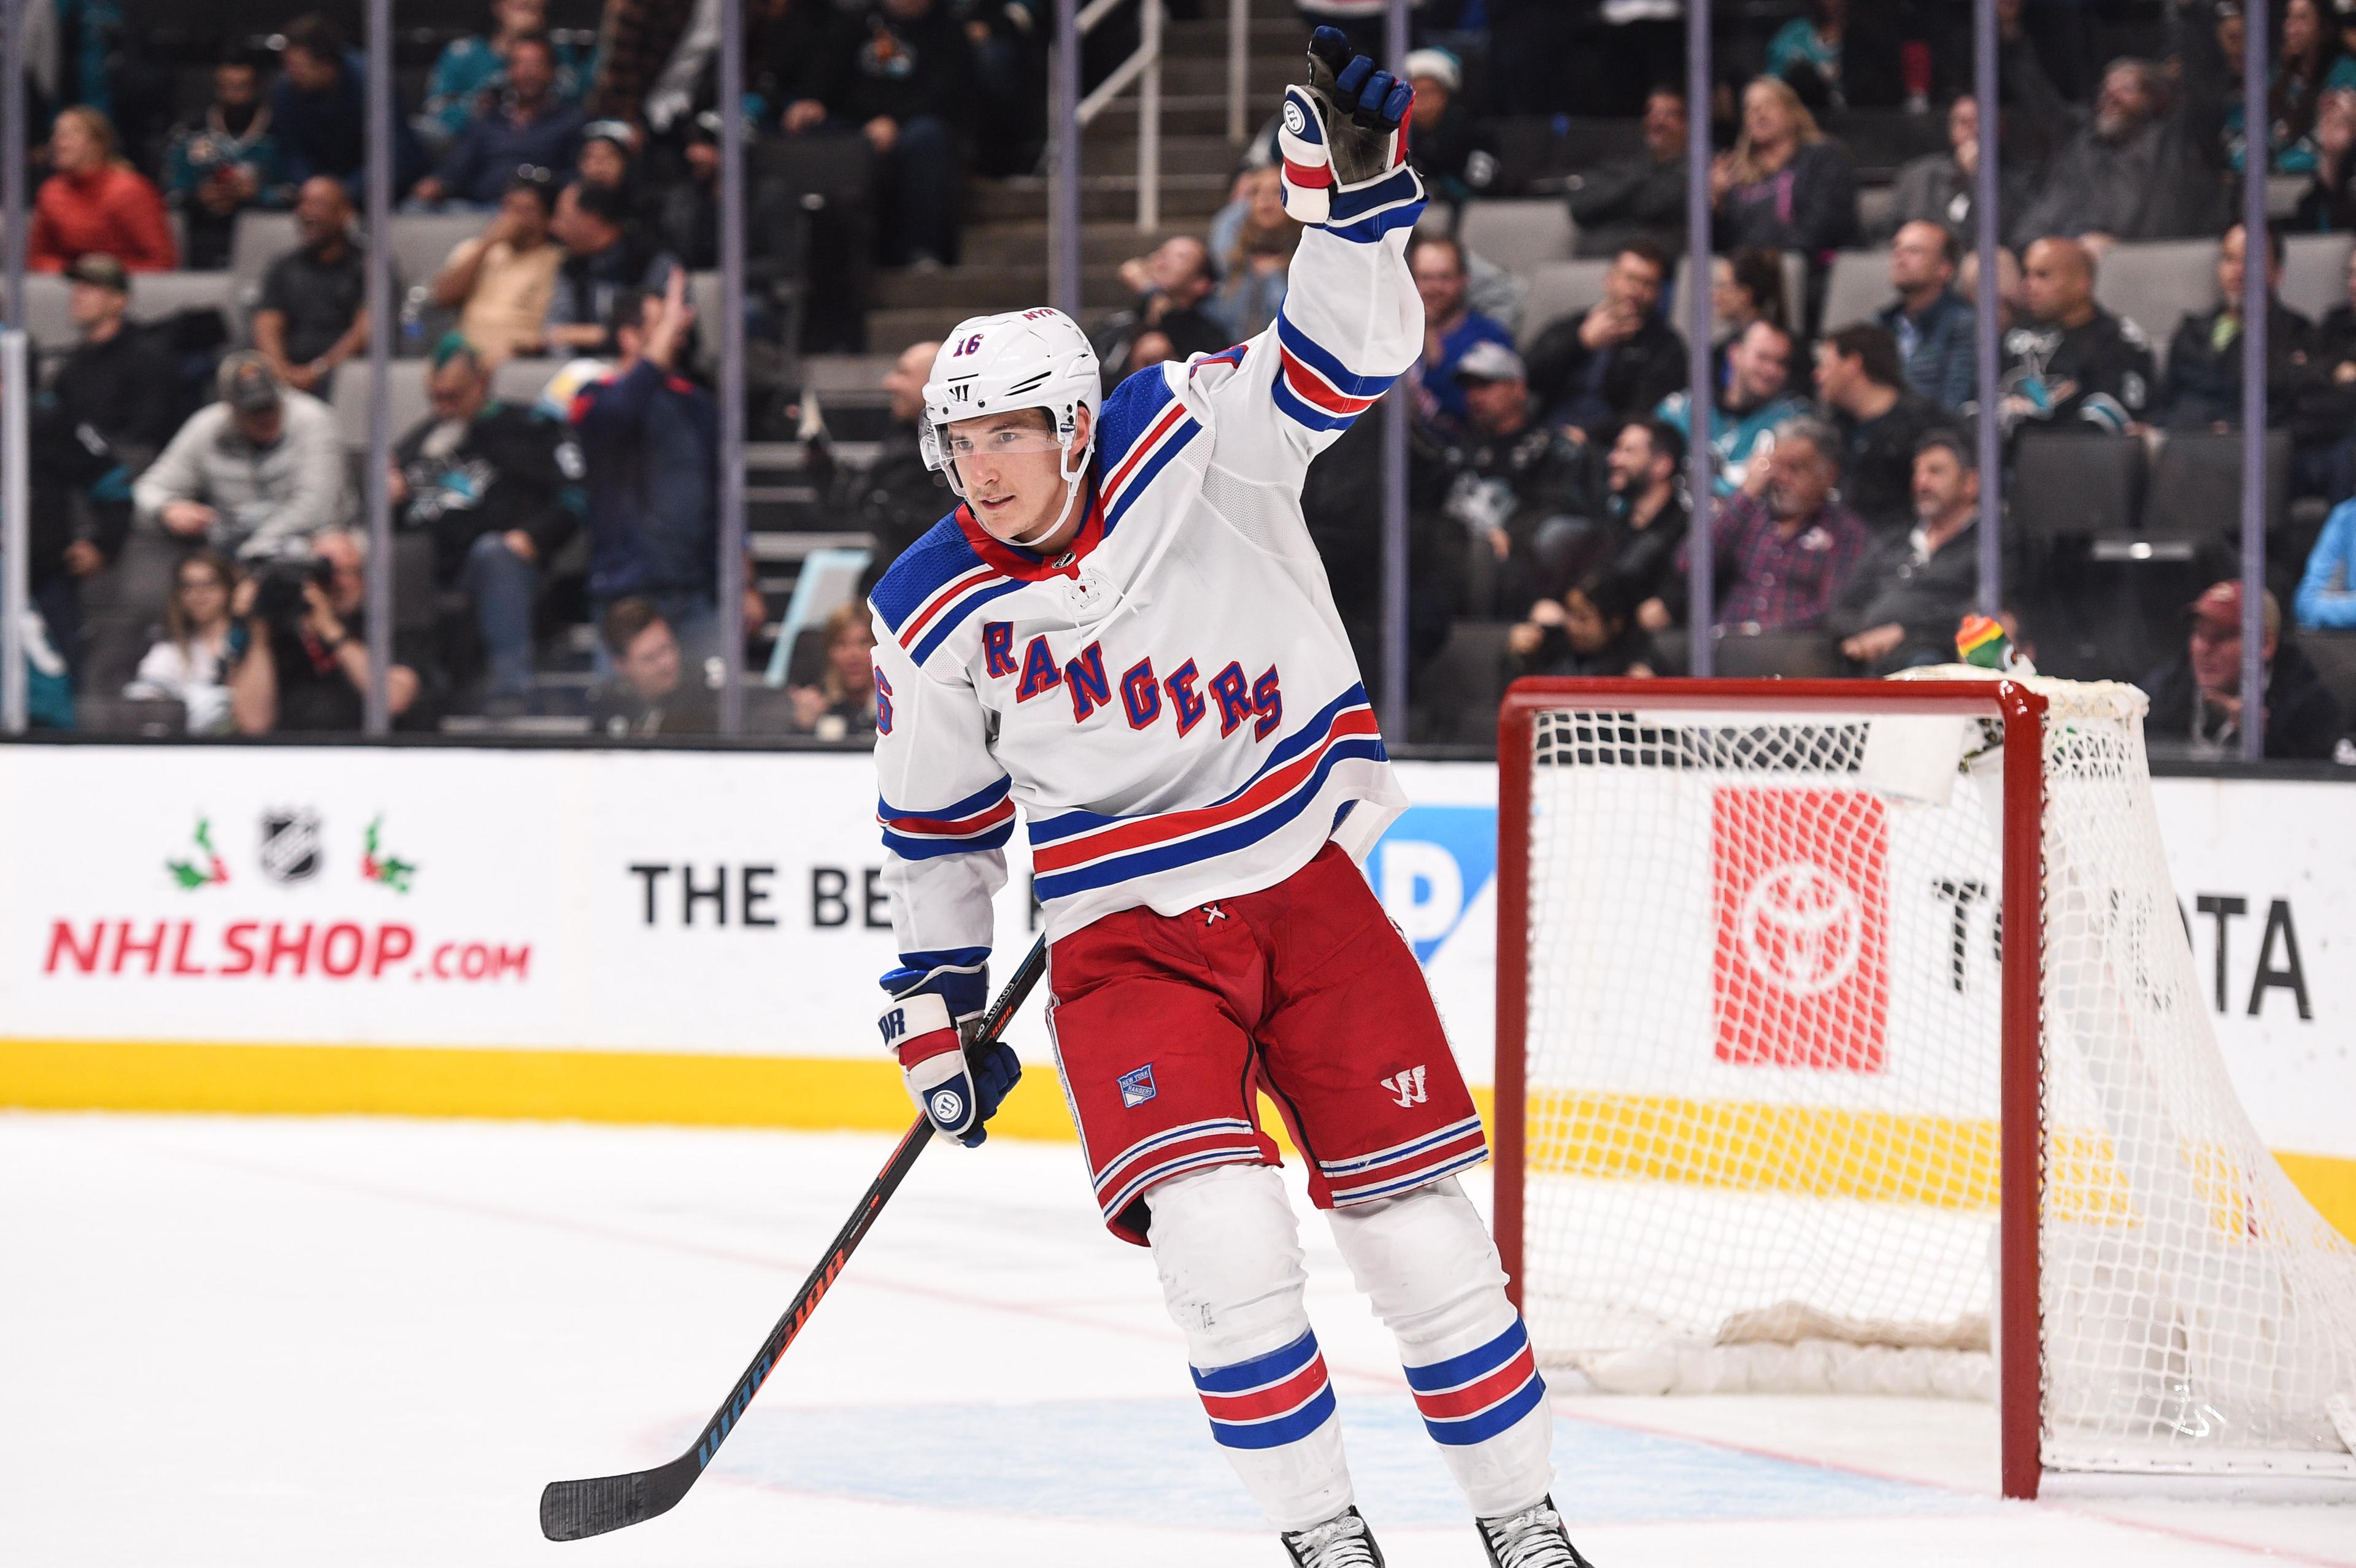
[540,1456,695,1541]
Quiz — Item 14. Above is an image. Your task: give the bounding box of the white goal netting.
[1515,675,2356,1476]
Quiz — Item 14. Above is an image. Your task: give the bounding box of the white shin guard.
[1326,1178,1554,1518]
[1145,1163,1352,1532]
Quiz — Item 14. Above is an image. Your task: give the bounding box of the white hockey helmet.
[920,308,1102,546]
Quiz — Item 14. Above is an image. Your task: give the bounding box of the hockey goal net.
[1494,674,2356,1496]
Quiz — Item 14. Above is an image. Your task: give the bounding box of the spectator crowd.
[10,1,2356,762]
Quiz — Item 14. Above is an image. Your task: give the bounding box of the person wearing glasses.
[125,550,239,733]
[409,32,586,210]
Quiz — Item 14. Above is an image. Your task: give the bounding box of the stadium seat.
[1711,627,1842,678]
[1412,620,1512,744]
[1458,200,1576,275]
[329,359,431,450]
[124,271,237,331]
[2281,233,2354,325]
[18,274,72,353]
[2011,433,2146,545]
[1519,260,1611,345]
[387,213,484,298]
[73,694,187,737]
[2092,239,2217,369]
[2293,630,2356,719]
[1819,248,1891,332]
[2134,429,2292,559]
[229,210,298,310]
[491,356,566,408]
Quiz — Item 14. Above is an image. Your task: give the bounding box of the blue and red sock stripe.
[1404,1319,1547,1447]
[1092,1116,1266,1219]
[1320,1115,1489,1204]
[1192,1330,1340,1451]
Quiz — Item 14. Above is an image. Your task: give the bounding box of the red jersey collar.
[955,468,1107,580]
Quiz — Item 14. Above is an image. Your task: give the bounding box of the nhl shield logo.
[258,809,324,884]
[1117,1064,1158,1108]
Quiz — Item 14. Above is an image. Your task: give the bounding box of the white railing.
[1074,0,1165,231]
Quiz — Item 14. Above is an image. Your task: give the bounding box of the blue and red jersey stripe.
[1026,686,1386,904]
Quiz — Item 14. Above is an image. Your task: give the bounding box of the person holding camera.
[134,353,351,562]
[227,529,420,734]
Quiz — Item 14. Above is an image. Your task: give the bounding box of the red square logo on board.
[1710,787,1890,1072]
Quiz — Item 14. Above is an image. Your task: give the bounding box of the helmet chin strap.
[1001,428,1092,551]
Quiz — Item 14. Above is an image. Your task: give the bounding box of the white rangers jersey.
[867,166,1426,1016]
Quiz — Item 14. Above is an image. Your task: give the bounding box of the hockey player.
[866,31,1595,1568]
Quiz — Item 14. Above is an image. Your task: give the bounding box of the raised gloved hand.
[1278,26,1419,226]
[879,992,1022,1147]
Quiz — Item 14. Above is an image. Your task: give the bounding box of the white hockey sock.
[1326,1177,1553,1518]
[1145,1163,1354,1532]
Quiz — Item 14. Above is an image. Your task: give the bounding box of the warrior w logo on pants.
[1381,1066,1427,1108]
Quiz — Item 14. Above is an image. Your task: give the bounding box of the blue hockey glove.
[878,992,1021,1147]
[1278,26,1419,226]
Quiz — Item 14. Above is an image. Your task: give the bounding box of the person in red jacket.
[29,107,178,274]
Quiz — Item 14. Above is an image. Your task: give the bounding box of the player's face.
[947,410,1073,544]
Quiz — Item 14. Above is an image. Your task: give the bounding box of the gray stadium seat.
[18,274,72,353]
[1711,628,1842,678]
[1458,199,1576,275]
[125,270,237,329]
[2293,631,2356,719]
[229,210,298,309]
[2138,429,2292,556]
[329,359,432,450]
[1819,248,1892,332]
[491,356,566,408]
[1519,259,1611,345]
[2281,233,2354,325]
[2011,432,2146,545]
[2092,239,2217,367]
[388,213,484,297]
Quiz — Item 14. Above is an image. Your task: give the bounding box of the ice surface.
[1,1113,2347,1566]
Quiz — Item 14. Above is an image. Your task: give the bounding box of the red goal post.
[1492,675,2356,1501]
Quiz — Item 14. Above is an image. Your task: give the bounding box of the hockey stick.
[539,934,1050,1542]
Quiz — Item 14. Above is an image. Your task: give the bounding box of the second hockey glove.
[1278,25,1419,227]
[879,991,1022,1148]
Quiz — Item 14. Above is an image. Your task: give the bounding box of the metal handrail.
[1072,0,1165,231]
[1230,0,1249,144]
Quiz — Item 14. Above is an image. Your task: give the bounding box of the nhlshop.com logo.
[42,920,529,982]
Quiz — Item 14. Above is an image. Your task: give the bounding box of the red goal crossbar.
[1491,677,2051,1499]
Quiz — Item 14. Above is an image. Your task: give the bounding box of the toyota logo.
[1737,861,1861,997]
